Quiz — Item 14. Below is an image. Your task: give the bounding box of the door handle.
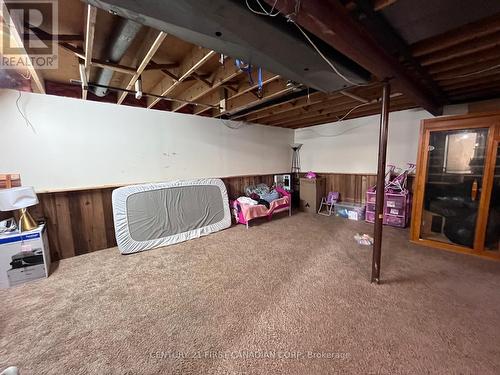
[471,179,478,201]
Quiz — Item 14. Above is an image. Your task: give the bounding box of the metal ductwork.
[85,0,370,93]
[91,17,142,97]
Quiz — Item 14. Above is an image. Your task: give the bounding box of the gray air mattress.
[112,179,231,254]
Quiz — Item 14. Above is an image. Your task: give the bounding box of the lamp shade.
[0,187,39,211]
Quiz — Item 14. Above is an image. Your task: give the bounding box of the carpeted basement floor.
[1,213,500,375]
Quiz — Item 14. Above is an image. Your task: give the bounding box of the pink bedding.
[238,195,290,222]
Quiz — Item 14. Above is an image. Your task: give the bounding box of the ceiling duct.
[85,0,370,93]
[91,17,142,97]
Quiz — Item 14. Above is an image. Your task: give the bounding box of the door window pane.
[420,128,488,248]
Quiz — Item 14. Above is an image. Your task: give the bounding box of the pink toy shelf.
[365,164,414,228]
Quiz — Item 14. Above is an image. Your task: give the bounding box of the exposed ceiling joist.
[419,31,500,66]
[147,47,215,108]
[194,71,280,116]
[426,48,500,75]
[264,0,442,115]
[144,62,179,71]
[1,0,45,94]
[412,14,500,57]
[216,78,294,117]
[59,42,138,75]
[171,58,242,112]
[117,31,167,104]
[373,0,398,11]
[261,95,370,126]
[232,91,327,122]
[352,0,446,103]
[284,96,412,129]
[266,95,386,127]
[83,5,97,100]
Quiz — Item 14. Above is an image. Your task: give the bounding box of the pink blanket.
[238,195,290,222]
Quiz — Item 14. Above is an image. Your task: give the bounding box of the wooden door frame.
[410,111,500,260]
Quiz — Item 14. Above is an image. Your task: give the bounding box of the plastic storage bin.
[365,190,411,228]
[334,202,366,221]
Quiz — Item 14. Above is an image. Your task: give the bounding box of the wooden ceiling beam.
[0,0,45,93]
[282,97,413,129]
[264,0,442,115]
[194,71,280,115]
[117,31,167,104]
[444,78,500,96]
[351,0,446,103]
[59,42,138,75]
[433,56,500,81]
[212,77,289,117]
[345,0,397,12]
[147,46,215,108]
[373,0,398,11]
[412,14,500,57]
[420,31,500,67]
[233,91,327,122]
[170,58,243,112]
[271,98,374,127]
[144,62,179,71]
[448,89,500,102]
[82,5,97,100]
[287,102,416,128]
[236,82,383,123]
[439,71,500,90]
[261,95,358,126]
[427,48,500,76]
[23,26,83,43]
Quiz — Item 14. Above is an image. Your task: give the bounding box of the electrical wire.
[15,91,36,134]
[298,102,375,138]
[244,0,366,87]
[291,21,364,87]
[300,121,370,138]
[438,63,500,80]
[218,110,246,129]
[245,0,280,17]
[335,102,372,122]
[220,117,246,129]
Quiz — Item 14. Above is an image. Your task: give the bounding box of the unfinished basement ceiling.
[381,0,500,44]
[1,0,500,128]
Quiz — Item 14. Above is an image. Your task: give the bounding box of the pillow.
[261,189,280,203]
[245,183,270,197]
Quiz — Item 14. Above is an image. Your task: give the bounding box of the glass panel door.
[485,142,500,252]
[419,128,489,248]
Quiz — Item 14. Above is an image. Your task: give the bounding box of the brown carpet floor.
[1,212,500,375]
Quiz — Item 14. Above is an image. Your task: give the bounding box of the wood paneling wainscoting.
[30,174,279,261]
[26,172,382,261]
[318,173,377,203]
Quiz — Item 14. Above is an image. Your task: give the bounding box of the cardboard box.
[0,224,50,288]
[299,177,325,213]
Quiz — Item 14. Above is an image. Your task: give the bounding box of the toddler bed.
[232,186,291,228]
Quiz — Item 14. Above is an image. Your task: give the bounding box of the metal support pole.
[371,82,391,284]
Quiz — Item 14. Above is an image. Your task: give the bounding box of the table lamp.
[0,187,39,232]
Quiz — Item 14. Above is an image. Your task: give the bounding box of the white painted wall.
[294,105,468,174]
[0,89,293,192]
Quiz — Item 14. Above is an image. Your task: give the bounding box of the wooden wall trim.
[32,173,283,261]
[34,172,290,194]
